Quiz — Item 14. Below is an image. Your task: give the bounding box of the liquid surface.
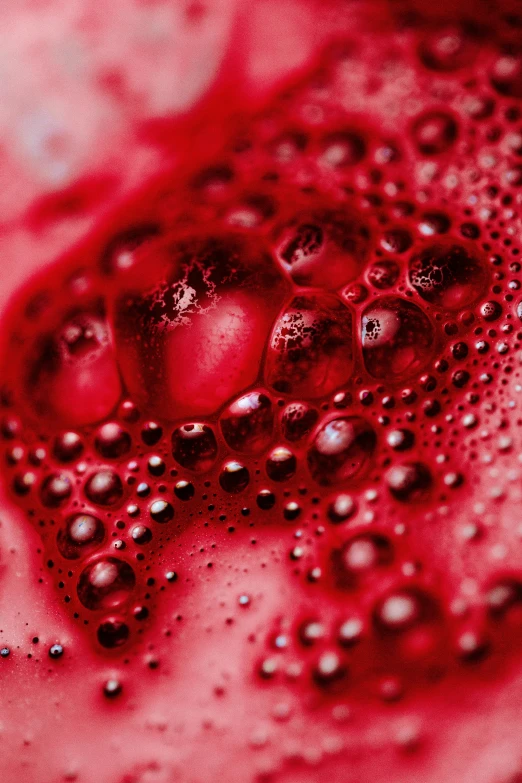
[2,2,522,782]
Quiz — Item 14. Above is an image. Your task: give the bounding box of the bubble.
[119,400,140,423]
[101,224,161,275]
[174,480,195,500]
[452,370,470,388]
[1,417,21,440]
[320,130,366,167]
[57,513,105,559]
[97,617,130,648]
[361,297,434,380]
[374,587,438,634]
[112,235,287,419]
[6,445,24,466]
[506,165,522,186]
[312,651,347,687]
[380,228,412,254]
[298,620,326,646]
[422,398,441,417]
[40,473,72,507]
[367,261,400,290]
[265,295,354,398]
[335,391,354,411]
[226,194,276,228]
[266,446,297,482]
[386,462,432,502]
[418,212,451,236]
[53,432,84,462]
[487,579,522,619]
[463,94,495,120]
[283,501,301,520]
[307,416,376,486]
[149,499,174,523]
[273,209,369,289]
[13,471,37,496]
[137,481,150,498]
[259,657,279,679]
[342,282,368,304]
[28,313,122,427]
[337,617,364,647]
[219,461,250,493]
[95,423,132,459]
[220,391,274,454]
[281,401,319,442]
[327,493,357,523]
[334,533,393,587]
[444,471,463,489]
[418,27,476,71]
[460,222,480,240]
[375,143,400,164]
[409,244,486,310]
[147,455,166,476]
[141,421,163,446]
[491,55,522,98]
[77,558,136,610]
[457,631,490,663]
[270,130,308,162]
[480,300,502,321]
[130,524,152,544]
[257,489,276,509]
[172,423,218,471]
[191,163,234,195]
[412,111,458,155]
[84,469,124,507]
[386,428,414,451]
[103,679,123,698]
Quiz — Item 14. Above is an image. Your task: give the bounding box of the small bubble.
[95,423,131,459]
[174,480,195,500]
[40,473,72,508]
[308,417,376,486]
[130,525,152,545]
[219,461,250,493]
[266,446,297,482]
[149,500,174,524]
[53,432,84,462]
[172,423,218,472]
[103,678,122,698]
[386,463,431,502]
[97,618,130,648]
[412,111,458,155]
[84,469,123,507]
[327,493,357,523]
[257,489,276,510]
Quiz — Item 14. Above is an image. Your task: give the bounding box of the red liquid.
[2,2,522,781]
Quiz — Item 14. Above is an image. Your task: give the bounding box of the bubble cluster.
[2,15,522,727]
